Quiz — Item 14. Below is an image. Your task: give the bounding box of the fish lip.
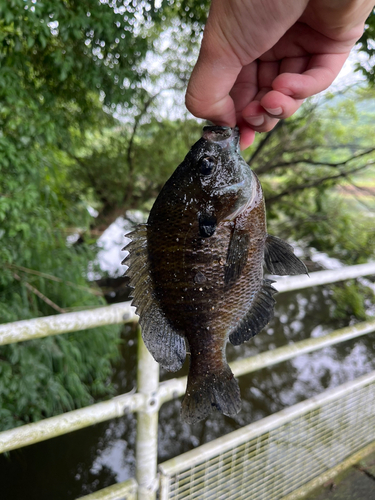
[202,126,240,149]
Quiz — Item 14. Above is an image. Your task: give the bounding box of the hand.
[186,0,374,149]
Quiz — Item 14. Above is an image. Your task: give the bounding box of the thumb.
[185,51,239,126]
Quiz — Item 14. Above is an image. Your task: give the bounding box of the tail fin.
[181,364,241,424]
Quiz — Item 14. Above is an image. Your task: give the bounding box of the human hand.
[185,0,375,149]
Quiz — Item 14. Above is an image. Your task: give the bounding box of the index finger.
[272,52,350,98]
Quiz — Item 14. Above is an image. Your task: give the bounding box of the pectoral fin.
[264,235,308,276]
[224,227,250,287]
[229,279,277,346]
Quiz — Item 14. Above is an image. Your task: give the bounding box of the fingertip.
[185,85,237,127]
[260,91,304,119]
[238,126,256,150]
[241,102,280,133]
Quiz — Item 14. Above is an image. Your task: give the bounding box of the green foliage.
[0,327,120,430]
[246,89,375,266]
[71,118,203,215]
[0,0,152,110]
[0,78,122,430]
[357,9,375,83]
[0,1,174,428]
[285,193,375,265]
[0,0,201,429]
[330,281,369,322]
[243,88,375,322]
[0,149,122,429]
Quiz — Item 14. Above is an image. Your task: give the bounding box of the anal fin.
[229,279,277,346]
[265,235,308,275]
[123,224,186,372]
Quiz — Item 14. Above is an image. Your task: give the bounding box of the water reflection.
[87,420,135,485]
[0,414,135,500]
[1,285,375,499]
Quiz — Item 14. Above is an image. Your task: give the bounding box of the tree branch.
[266,162,374,206]
[127,91,162,177]
[7,264,103,296]
[13,273,67,314]
[256,148,375,175]
[247,121,283,166]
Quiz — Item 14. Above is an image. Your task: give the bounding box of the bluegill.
[124,126,307,424]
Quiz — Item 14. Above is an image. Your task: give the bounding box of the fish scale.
[123,125,307,423]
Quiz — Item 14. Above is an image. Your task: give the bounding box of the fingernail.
[245,115,264,127]
[264,106,283,116]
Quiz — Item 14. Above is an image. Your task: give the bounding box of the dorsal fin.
[229,279,277,346]
[123,225,186,372]
[264,235,308,275]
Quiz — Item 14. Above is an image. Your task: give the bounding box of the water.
[1,283,375,499]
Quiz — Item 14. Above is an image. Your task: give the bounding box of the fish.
[123,125,307,424]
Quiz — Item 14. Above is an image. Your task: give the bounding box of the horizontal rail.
[77,478,137,500]
[274,261,375,293]
[159,370,375,475]
[1,263,374,347]
[0,302,137,346]
[231,317,375,378]
[0,391,144,454]
[2,317,374,454]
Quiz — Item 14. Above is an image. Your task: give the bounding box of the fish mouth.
[202,126,240,150]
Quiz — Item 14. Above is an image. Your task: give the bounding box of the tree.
[245,88,375,263]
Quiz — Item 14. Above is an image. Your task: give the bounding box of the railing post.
[135,326,160,500]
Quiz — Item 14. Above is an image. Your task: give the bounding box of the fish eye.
[199,156,216,176]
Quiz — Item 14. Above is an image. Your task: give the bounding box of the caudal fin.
[181,364,241,424]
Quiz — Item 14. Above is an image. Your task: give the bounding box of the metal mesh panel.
[159,372,375,500]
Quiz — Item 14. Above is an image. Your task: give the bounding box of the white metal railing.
[2,317,375,456]
[0,302,137,346]
[76,478,137,500]
[0,262,375,500]
[159,372,375,500]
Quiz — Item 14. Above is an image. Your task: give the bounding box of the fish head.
[187,126,260,225]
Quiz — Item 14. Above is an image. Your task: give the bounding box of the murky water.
[1,286,375,500]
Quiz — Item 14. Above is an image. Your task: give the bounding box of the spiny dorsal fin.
[123,224,186,372]
[229,279,277,346]
[224,228,250,287]
[264,235,308,276]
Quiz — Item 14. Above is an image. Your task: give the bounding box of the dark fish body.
[124,126,306,423]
